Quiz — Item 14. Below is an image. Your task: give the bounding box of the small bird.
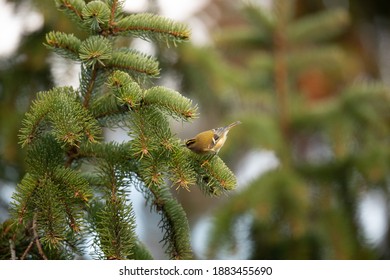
[185,121,241,155]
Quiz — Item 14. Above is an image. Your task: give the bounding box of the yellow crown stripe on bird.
[185,121,241,154]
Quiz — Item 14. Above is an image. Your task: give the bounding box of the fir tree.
[5,0,237,260]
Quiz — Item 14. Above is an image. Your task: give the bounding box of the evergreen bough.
[9,0,237,260]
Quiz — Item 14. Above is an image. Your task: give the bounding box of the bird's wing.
[212,127,225,144]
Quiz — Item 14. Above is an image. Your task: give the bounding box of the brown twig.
[109,0,118,27]
[21,239,34,260]
[83,66,99,108]
[9,239,16,260]
[32,213,48,260]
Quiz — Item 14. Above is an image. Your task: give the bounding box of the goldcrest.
[185,121,241,154]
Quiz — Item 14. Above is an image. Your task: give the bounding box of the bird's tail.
[226,121,242,130]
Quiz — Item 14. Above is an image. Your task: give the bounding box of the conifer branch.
[79,64,107,110]
[32,213,48,260]
[55,0,85,23]
[90,95,128,122]
[82,1,110,32]
[127,107,170,161]
[19,106,49,148]
[168,148,197,191]
[108,49,160,77]
[115,13,190,44]
[156,188,192,260]
[21,238,35,260]
[130,242,154,260]
[108,0,121,27]
[45,31,81,60]
[19,87,102,148]
[83,66,99,107]
[83,142,140,259]
[13,174,39,224]
[191,155,237,195]
[94,195,136,259]
[107,70,143,108]
[144,86,198,121]
[79,36,112,68]
[142,184,193,259]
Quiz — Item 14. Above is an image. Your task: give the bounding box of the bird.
[185,121,241,155]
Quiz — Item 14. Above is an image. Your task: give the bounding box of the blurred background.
[1,0,390,259]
